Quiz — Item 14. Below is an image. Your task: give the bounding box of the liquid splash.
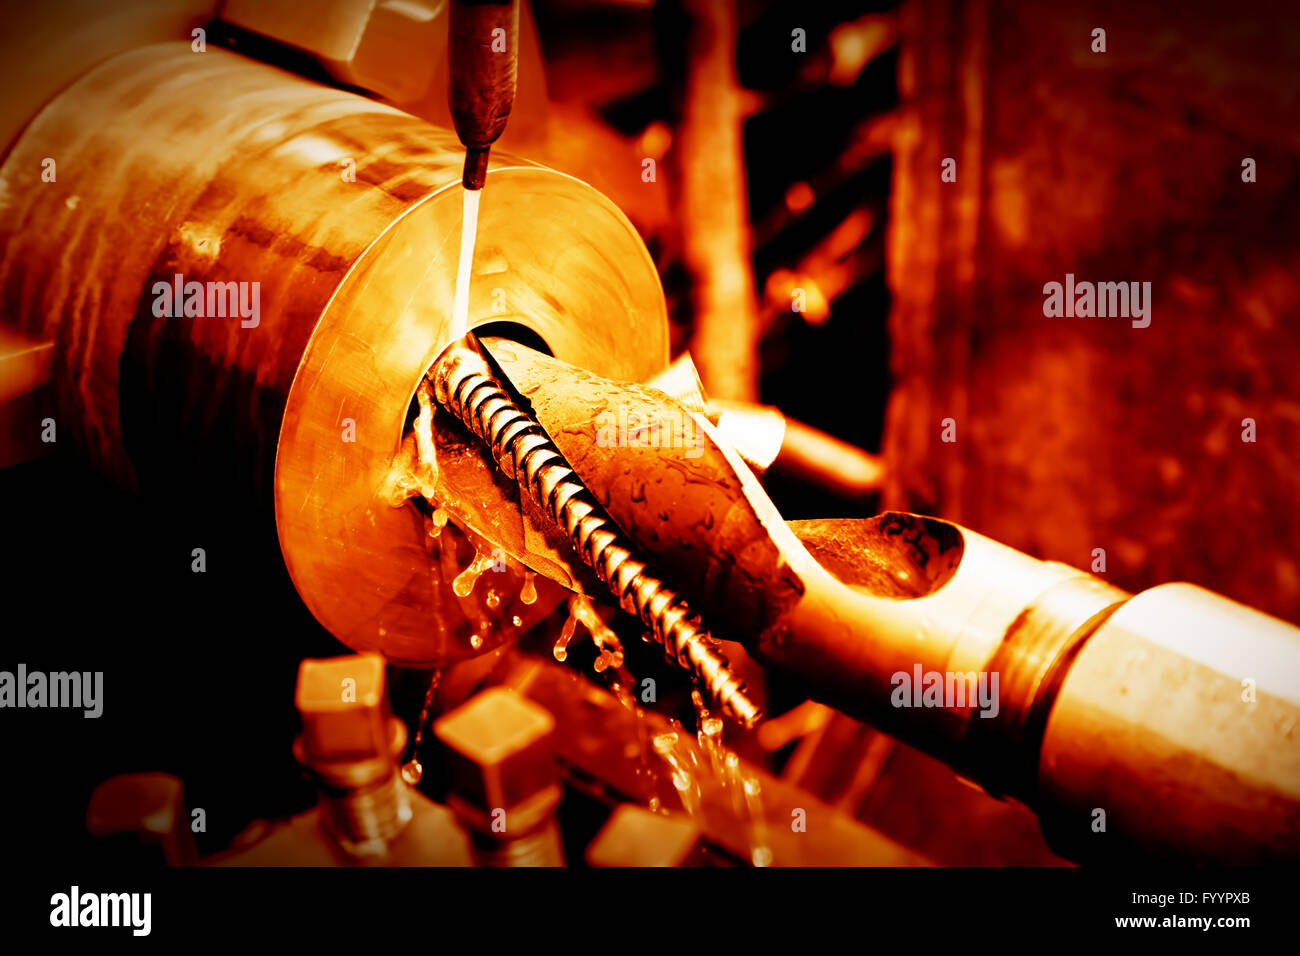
[551,593,625,672]
[651,730,702,817]
[452,550,495,598]
[553,608,579,662]
[609,680,660,813]
[381,463,421,509]
[635,686,772,867]
[401,668,444,786]
[400,760,423,787]
[572,594,624,672]
[692,688,725,776]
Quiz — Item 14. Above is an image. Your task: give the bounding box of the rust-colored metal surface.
[885,0,1300,624]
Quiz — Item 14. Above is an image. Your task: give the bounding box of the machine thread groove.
[431,345,760,727]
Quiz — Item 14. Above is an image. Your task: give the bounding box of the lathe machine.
[1,0,1297,868]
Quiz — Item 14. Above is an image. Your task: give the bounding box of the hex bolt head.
[434,687,559,835]
[294,654,404,789]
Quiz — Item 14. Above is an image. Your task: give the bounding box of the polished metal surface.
[1037,583,1300,863]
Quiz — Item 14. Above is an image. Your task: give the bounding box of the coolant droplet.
[452,551,494,598]
[553,604,580,662]
[702,716,724,743]
[520,570,538,605]
[570,593,624,673]
[651,731,678,756]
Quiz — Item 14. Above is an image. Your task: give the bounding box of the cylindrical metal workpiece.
[760,516,1127,772]
[757,517,1300,862]
[0,42,668,666]
[1036,583,1300,863]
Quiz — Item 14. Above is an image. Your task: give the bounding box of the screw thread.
[432,346,760,727]
[319,771,412,856]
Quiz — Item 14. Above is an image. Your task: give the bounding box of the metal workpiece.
[431,339,761,726]
[1035,584,1300,863]
[0,41,667,667]
[751,513,1300,862]
[476,337,808,643]
[469,354,1299,864]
